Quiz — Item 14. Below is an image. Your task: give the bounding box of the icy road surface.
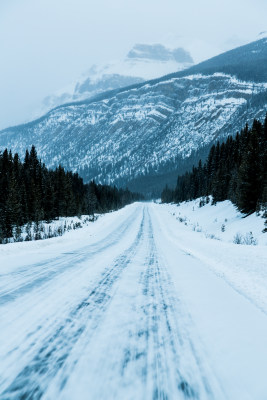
[1,203,267,400]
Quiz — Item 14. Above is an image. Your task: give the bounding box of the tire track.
[119,209,221,400]
[0,211,146,400]
[0,205,226,400]
[0,206,142,306]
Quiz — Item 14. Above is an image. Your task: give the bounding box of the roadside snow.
[3,214,98,245]
[162,197,266,246]
[0,205,136,273]
[155,200,267,315]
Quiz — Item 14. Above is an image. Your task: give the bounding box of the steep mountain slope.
[153,37,267,83]
[0,39,267,196]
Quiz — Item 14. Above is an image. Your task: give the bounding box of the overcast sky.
[0,0,266,129]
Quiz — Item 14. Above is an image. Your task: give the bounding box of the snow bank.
[0,204,138,270]
[161,197,266,246]
[154,200,267,314]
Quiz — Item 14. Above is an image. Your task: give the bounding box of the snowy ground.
[165,197,266,245]
[4,214,98,244]
[0,202,267,399]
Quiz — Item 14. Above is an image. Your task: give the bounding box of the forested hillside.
[0,146,142,243]
[162,114,267,217]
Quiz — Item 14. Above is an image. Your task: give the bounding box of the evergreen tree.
[236,129,261,214]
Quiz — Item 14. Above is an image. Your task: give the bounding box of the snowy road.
[1,203,267,399]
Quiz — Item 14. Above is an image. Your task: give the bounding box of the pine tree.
[236,129,261,214]
[87,182,98,216]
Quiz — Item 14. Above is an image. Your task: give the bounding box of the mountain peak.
[127,43,194,64]
[258,31,267,39]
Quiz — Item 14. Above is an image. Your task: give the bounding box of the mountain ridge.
[0,38,267,196]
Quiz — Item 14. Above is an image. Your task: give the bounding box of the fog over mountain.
[41,43,194,113]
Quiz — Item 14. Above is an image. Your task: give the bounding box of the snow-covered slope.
[161,197,266,246]
[0,39,266,194]
[42,43,194,111]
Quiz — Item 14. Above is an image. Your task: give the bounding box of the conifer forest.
[161,114,267,216]
[0,145,143,242]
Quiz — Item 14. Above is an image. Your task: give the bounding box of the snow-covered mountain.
[0,38,267,195]
[258,31,267,40]
[42,43,194,111]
